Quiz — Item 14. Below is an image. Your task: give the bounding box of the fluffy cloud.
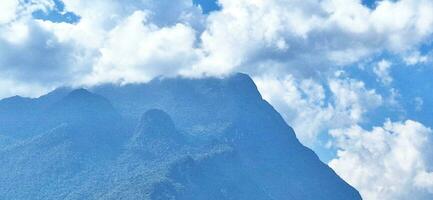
[82,11,201,84]
[2,0,433,97]
[255,72,382,145]
[373,59,392,85]
[403,51,430,65]
[0,18,97,93]
[0,0,204,92]
[0,0,19,24]
[0,0,54,24]
[415,171,433,193]
[0,78,51,99]
[329,120,433,200]
[190,0,433,78]
[255,74,333,145]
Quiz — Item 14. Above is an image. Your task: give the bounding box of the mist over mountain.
[0,73,361,200]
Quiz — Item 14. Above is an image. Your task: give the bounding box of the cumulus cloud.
[255,74,333,144]
[255,72,382,145]
[373,59,392,85]
[0,19,91,83]
[188,0,433,78]
[0,0,19,24]
[415,171,433,193]
[82,10,201,84]
[403,51,430,65]
[0,0,205,94]
[0,0,54,24]
[0,78,51,99]
[329,120,433,200]
[2,0,433,97]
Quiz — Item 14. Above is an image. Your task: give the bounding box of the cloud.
[329,73,383,121]
[60,0,205,31]
[373,59,392,85]
[0,78,51,99]
[2,0,433,98]
[0,0,54,24]
[329,120,433,200]
[255,74,333,145]
[0,18,91,86]
[414,97,424,111]
[0,0,205,94]
[51,0,205,85]
[415,171,433,194]
[255,71,382,145]
[403,51,430,65]
[187,0,433,78]
[0,0,19,24]
[81,10,202,85]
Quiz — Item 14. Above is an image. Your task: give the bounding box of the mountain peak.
[0,95,32,104]
[225,73,262,101]
[64,88,99,101]
[0,74,361,200]
[229,72,254,82]
[60,88,110,106]
[68,88,91,96]
[130,109,183,154]
[137,109,176,137]
[49,88,120,126]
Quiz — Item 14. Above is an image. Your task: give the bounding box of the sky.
[1,0,433,199]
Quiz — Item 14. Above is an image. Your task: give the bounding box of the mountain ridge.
[0,73,361,200]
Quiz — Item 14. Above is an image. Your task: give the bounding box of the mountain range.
[0,73,361,199]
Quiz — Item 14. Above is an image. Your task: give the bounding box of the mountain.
[0,73,362,200]
[0,87,71,138]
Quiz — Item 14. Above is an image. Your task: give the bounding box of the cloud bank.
[329,120,433,200]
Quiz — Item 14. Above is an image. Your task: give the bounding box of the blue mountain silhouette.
[0,73,361,199]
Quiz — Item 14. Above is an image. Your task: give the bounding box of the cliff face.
[0,73,361,200]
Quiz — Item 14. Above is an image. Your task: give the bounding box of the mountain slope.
[0,73,361,199]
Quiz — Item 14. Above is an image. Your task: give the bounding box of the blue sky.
[33,0,220,22]
[193,0,221,13]
[1,0,433,199]
[32,0,80,23]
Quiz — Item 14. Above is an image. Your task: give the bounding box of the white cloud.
[370,0,433,51]
[0,0,19,24]
[0,18,91,88]
[329,75,383,122]
[255,74,333,145]
[0,0,54,24]
[415,171,433,193]
[60,0,204,32]
[0,0,204,95]
[82,10,201,85]
[373,59,392,85]
[0,78,51,98]
[255,72,382,145]
[53,0,205,85]
[2,0,433,98]
[188,0,433,79]
[329,120,433,200]
[404,51,429,65]
[415,97,424,111]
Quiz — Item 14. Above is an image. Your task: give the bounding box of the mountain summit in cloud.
[0,73,361,199]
